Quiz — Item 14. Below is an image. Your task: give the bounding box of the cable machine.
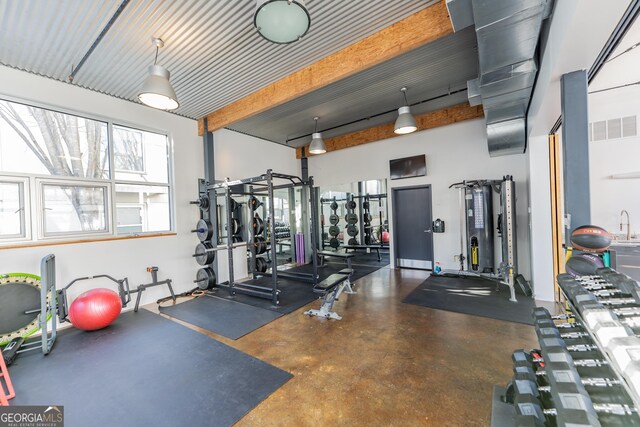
[448,176,526,302]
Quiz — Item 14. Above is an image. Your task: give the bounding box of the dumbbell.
[535,307,639,346]
[514,393,637,426]
[513,349,610,369]
[558,274,640,305]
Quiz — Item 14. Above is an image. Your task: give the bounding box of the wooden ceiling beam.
[295,103,484,159]
[199,1,454,135]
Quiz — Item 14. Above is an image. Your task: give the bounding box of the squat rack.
[207,169,320,306]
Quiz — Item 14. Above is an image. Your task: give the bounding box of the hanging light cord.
[402,90,409,106]
[314,117,319,133]
[154,45,159,65]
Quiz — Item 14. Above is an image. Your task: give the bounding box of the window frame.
[0,94,175,245]
[0,176,30,241]
[113,125,147,175]
[38,178,112,239]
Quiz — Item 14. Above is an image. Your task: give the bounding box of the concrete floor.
[151,267,555,426]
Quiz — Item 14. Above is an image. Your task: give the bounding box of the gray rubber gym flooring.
[159,294,283,339]
[403,275,535,325]
[8,309,292,427]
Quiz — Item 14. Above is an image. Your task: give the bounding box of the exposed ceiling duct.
[446,0,554,156]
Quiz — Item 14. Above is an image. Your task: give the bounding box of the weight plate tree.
[363,196,372,245]
[192,178,217,290]
[345,198,358,245]
[326,198,340,250]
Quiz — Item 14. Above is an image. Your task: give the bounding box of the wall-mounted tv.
[389,155,426,180]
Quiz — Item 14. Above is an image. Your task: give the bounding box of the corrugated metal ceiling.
[228,27,478,147]
[0,0,435,120]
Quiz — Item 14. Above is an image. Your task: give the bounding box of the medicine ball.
[68,288,122,331]
[570,225,612,253]
[565,253,605,277]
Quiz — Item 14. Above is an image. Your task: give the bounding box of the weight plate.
[363,213,372,223]
[249,196,262,211]
[346,213,358,225]
[347,200,356,210]
[330,201,338,211]
[347,225,358,237]
[328,225,340,237]
[329,214,339,225]
[329,238,340,248]
[362,201,370,210]
[253,236,267,254]
[196,267,216,290]
[231,218,240,235]
[252,217,264,234]
[256,257,268,273]
[196,195,210,211]
[229,198,239,211]
[196,219,213,242]
[195,242,215,266]
[348,238,358,246]
[233,235,243,243]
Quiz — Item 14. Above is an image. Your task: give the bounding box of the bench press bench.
[317,251,354,269]
[342,245,382,262]
[304,269,356,320]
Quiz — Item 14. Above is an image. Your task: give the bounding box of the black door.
[393,185,434,270]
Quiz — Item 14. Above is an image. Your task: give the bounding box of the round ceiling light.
[254,0,311,44]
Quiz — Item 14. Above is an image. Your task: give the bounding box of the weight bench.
[343,245,381,262]
[317,251,355,269]
[304,269,356,320]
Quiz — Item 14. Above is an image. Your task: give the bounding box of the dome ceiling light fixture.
[394,87,417,135]
[308,116,326,154]
[137,37,179,110]
[254,0,311,44]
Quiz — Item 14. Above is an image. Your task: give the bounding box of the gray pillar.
[561,70,590,244]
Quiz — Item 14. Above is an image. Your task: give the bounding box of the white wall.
[0,65,202,306]
[525,0,632,300]
[210,128,300,281]
[307,119,532,283]
[588,87,640,237]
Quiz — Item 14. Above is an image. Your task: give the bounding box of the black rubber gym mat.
[8,309,292,427]
[215,276,318,315]
[402,275,535,325]
[341,250,390,267]
[159,295,282,339]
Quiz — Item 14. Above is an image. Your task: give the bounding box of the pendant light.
[308,117,326,154]
[254,0,311,44]
[138,37,179,110]
[394,87,417,134]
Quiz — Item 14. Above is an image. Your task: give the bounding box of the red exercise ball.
[68,288,122,331]
[382,231,390,243]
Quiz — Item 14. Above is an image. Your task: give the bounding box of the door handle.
[424,230,432,233]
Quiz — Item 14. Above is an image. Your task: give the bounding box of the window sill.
[0,232,177,250]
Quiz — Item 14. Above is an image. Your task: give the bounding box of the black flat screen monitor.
[389,155,426,180]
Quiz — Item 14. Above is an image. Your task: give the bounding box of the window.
[42,183,108,235]
[0,97,173,243]
[0,179,26,238]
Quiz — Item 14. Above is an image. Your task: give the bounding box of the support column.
[202,118,218,277]
[561,70,590,245]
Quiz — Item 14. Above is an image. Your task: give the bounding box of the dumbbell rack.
[494,268,640,426]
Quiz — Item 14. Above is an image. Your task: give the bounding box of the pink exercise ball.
[68,288,122,331]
